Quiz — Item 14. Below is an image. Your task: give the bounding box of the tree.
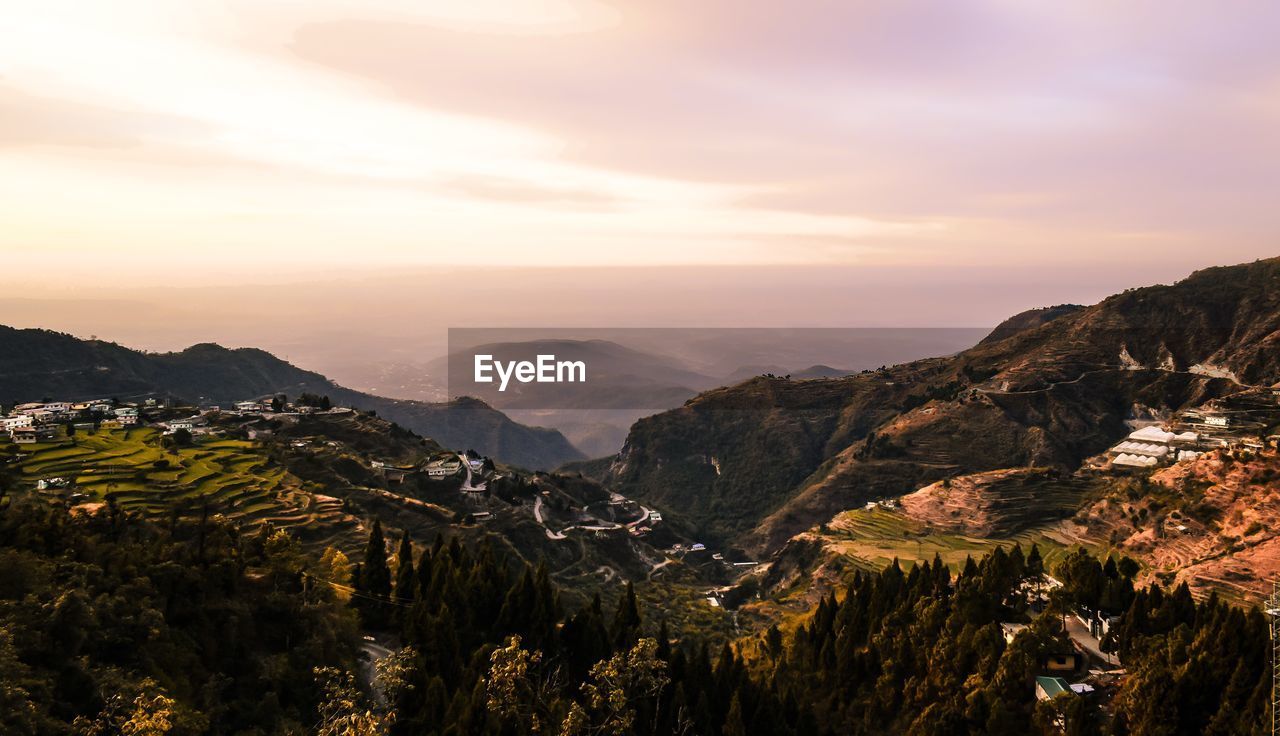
[564,638,669,736]
[610,583,641,651]
[314,667,390,736]
[359,520,392,628]
[320,547,354,588]
[393,532,415,605]
[485,635,554,733]
[723,692,748,736]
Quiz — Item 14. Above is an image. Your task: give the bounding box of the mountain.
[0,326,583,469]
[977,303,1085,345]
[596,258,1280,553]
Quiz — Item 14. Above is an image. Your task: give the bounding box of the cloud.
[0,0,1275,282]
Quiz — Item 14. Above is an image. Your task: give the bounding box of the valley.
[1,257,1278,735]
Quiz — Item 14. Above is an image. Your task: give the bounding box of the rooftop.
[1036,676,1072,698]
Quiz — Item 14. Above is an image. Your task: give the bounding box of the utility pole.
[1267,580,1280,736]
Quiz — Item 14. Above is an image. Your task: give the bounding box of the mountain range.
[0,327,583,470]
[590,258,1280,554]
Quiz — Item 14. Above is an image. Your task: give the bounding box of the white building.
[2,415,34,431]
[1128,426,1175,444]
[1113,453,1159,468]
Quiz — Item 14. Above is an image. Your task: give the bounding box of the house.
[1205,415,1229,428]
[1000,623,1028,644]
[1035,677,1073,701]
[2,415,34,432]
[12,426,56,444]
[247,428,273,440]
[42,402,71,414]
[167,416,205,433]
[1043,652,1082,674]
[235,401,261,413]
[426,459,462,478]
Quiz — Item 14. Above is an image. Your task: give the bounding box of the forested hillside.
[0,494,359,734]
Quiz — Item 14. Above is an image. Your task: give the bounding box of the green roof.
[1036,676,1072,698]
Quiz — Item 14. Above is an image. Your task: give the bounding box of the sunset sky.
[3,0,1277,291]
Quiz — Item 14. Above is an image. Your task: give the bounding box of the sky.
[0,0,1277,376]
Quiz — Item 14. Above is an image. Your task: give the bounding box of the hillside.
[1072,442,1280,601]
[0,327,582,470]
[598,257,1280,553]
[977,303,1085,345]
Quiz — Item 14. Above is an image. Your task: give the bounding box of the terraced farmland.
[822,506,1094,574]
[14,427,361,549]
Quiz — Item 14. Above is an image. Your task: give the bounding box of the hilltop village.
[0,394,663,530]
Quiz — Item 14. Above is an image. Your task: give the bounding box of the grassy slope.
[13,427,362,550]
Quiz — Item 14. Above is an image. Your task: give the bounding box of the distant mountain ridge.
[0,326,583,470]
[595,257,1280,553]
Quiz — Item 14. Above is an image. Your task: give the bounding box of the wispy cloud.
[0,0,1276,280]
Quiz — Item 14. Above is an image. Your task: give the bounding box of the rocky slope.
[597,257,1280,553]
[1073,442,1280,601]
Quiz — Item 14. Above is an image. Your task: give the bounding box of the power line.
[305,573,416,609]
[1267,580,1279,736]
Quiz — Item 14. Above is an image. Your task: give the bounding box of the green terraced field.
[13,427,360,548]
[824,507,1096,574]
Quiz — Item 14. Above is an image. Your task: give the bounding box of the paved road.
[358,639,394,707]
[979,363,1268,397]
[1065,615,1119,668]
[456,453,486,491]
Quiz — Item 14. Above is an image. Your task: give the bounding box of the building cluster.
[1109,425,1203,469]
[1106,393,1278,471]
[3,394,360,447]
[2,399,148,444]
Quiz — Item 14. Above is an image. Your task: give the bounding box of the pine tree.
[723,691,747,736]
[611,582,641,651]
[393,531,415,604]
[359,519,392,628]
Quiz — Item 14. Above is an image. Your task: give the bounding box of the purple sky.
[1,0,1276,363]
